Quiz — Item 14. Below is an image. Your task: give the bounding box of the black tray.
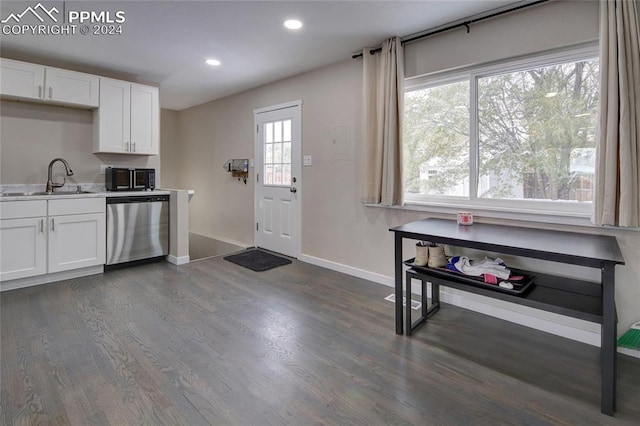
[404,258,535,296]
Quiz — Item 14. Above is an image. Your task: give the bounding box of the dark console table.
[389,218,624,416]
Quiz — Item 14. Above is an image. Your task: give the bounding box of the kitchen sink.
[45,191,95,195]
[0,191,95,197]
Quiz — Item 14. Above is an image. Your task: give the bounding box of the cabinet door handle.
[126,141,130,152]
[40,219,44,233]
[38,85,42,98]
[48,86,53,99]
[50,218,55,232]
[133,142,136,152]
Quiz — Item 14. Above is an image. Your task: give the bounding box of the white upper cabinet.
[93,77,159,155]
[130,83,159,155]
[0,58,99,108]
[0,59,44,100]
[45,67,99,107]
[93,78,131,154]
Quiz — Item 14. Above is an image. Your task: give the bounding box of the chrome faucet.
[46,158,74,193]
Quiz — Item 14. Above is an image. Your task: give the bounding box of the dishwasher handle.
[106,195,169,204]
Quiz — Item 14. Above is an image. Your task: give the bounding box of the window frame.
[403,43,599,219]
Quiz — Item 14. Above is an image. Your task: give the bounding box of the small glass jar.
[457,211,474,226]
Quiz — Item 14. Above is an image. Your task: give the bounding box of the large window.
[403,46,599,215]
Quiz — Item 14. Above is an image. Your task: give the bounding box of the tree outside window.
[403,53,599,208]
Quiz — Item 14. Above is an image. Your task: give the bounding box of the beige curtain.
[362,37,404,206]
[594,0,640,227]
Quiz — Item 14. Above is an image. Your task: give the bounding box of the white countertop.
[0,184,171,202]
[0,192,107,202]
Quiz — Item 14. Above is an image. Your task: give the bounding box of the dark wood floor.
[1,257,639,425]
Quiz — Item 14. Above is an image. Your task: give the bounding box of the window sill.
[365,200,639,232]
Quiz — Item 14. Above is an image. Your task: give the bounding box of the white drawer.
[48,198,105,216]
[0,200,47,219]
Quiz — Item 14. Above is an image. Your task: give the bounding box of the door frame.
[253,100,303,258]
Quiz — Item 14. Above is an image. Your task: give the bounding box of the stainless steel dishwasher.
[106,195,169,266]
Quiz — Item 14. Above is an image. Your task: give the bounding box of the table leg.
[601,265,616,416]
[421,278,427,319]
[406,272,413,336]
[432,282,440,306]
[395,233,404,335]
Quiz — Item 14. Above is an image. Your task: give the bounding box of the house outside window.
[403,45,599,216]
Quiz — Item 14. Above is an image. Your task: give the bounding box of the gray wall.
[0,100,160,187]
[404,0,599,78]
[160,108,181,188]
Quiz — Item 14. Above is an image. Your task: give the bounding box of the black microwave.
[105,167,156,191]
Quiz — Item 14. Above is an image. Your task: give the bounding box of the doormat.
[224,248,292,272]
[384,293,422,310]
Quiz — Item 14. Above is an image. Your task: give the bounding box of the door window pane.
[283,164,291,185]
[282,142,291,163]
[274,164,282,185]
[274,121,282,142]
[265,164,273,185]
[273,143,282,164]
[265,122,273,143]
[283,120,291,141]
[265,143,273,164]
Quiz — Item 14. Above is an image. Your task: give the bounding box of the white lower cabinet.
[0,198,105,283]
[0,217,47,281]
[48,213,106,273]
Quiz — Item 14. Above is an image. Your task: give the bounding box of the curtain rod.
[351,0,550,59]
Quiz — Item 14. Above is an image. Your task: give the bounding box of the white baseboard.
[619,347,640,359]
[167,255,190,265]
[299,254,394,287]
[190,232,248,250]
[298,254,638,357]
[0,265,104,292]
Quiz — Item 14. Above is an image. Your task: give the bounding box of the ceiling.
[1,0,523,110]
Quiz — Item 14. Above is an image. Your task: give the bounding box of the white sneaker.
[415,243,429,266]
[428,246,447,268]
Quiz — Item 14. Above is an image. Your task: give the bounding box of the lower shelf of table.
[406,267,604,324]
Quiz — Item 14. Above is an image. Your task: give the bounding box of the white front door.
[254,101,302,258]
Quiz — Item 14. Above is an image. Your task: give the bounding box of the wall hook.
[223,159,249,184]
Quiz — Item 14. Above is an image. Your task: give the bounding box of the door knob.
[290,187,297,193]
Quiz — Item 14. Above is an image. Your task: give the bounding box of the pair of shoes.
[414,243,447,268]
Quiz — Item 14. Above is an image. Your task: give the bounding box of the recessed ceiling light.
[284,19,303,30]
[205,59,221,66]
